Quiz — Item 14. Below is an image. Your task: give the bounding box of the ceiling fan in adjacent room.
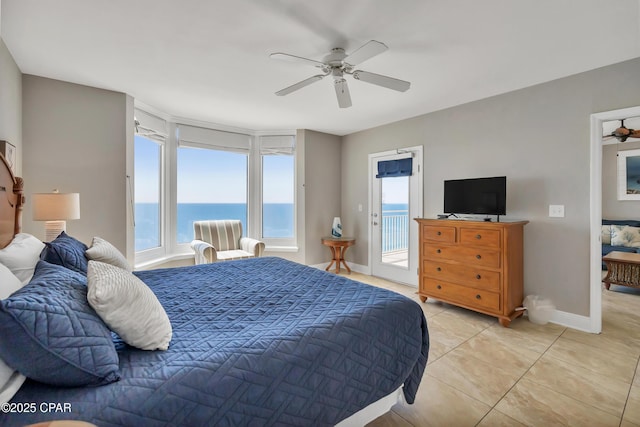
[270,40,410,108]
[603,119,640,142]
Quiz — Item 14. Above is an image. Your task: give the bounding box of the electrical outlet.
[549,205,565,218]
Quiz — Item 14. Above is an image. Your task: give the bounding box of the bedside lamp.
[32,190,80,241]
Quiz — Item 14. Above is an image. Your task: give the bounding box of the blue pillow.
[39,231,88,274]
[0,261,120,387]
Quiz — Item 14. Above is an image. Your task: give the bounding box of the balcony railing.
[381,210,409,253]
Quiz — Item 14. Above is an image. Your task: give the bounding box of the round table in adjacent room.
[321,237,355,274]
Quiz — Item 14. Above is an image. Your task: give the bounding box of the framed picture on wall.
[617,148,640,200]
[0,141,16,173]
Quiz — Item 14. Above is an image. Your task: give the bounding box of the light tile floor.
[338,272,640,427]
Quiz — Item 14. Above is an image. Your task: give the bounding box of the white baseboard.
[550,309,594,333]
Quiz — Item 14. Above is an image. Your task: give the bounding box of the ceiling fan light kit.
[271,40,411,108]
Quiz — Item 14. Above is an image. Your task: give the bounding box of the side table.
[321,237,355,274]
[602,251,640,290]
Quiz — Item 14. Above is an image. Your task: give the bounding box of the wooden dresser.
[416,218,528,327]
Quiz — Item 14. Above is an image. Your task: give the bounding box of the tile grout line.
[618,354,640,427]
[391,309,494,427]
[504,327,636,423]
[472,326,567,427]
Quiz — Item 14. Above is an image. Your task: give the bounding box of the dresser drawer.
[423,244,501,269]
[422,278,501,312]
[423,225,456,243]
[460,228,501,248]
[422,260,500,291]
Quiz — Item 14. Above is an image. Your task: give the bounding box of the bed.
[0,156,429,426]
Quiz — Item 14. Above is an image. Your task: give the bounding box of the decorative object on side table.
[331,216,342,237]
[32,190,81,241]
[0,140,16,173]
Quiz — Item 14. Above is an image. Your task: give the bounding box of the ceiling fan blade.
[275,74,326,96]
[352,70,411,92]
[344,40,388,66]
[270,52,326,68]
[334,78,352,108]
[630,129,640,138]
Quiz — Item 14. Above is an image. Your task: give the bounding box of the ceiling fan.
[603,119,640,142]
[270,40,410,108]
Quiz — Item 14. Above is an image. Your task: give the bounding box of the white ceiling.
[2,0,640,136]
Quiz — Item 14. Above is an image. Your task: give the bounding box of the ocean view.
[135,203,294,251]
[135,202,409,252]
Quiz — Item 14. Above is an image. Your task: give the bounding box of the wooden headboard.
[0,153,23,249]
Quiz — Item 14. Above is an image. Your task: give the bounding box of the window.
[133,111,296,265]
[176,147,248,244]
[134,135,163,252]
[262,155,294,238]
[133,108,168,263]
[259,135,296,245]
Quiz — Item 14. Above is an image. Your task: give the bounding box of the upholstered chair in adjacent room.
[191,220,265,264]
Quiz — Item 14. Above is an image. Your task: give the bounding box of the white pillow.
[85,236,132,271]
[0,263,23,299]
[611,225,640,248]
[87,261,172,351]
[0,358,26,405]
[601,225,612,245]
[0,233,45,284]
[0,264,27,404]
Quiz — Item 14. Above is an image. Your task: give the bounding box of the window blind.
[259,135,295,155]
[376,158,413,178]
[177,125,251,154]
[134,108,168,138]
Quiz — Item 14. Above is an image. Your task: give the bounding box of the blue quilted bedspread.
[3,257,429,427]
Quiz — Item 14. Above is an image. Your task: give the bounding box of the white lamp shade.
[32,193,81,221]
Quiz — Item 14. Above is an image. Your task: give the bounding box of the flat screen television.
[444,176,506,217]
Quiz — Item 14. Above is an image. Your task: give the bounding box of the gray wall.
[303,130,341,265]
[22,75,130,253]
[0,37,21,175]
[603,140,640,219]
[342,57,640,317]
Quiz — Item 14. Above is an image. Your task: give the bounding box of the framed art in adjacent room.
[618,148,640,200]
[0,140,16,173]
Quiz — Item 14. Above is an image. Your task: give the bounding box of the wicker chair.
[191,220,265,264]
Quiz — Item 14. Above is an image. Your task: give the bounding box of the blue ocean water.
[135,203,407,252]
[135,203,294,251]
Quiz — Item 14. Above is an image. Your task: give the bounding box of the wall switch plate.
[549,204,565,218]
[358,204,363,212]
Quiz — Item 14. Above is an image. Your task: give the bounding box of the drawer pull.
[476,274,481,280]
[437,231,442,236]
[437,285,442,289]
[476,234,482,239]
[436,267,442,272]
[436,249,441,254]
[476,254,482,259]
[476,294,481,299]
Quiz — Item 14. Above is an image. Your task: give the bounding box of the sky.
[135,135,294,204]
